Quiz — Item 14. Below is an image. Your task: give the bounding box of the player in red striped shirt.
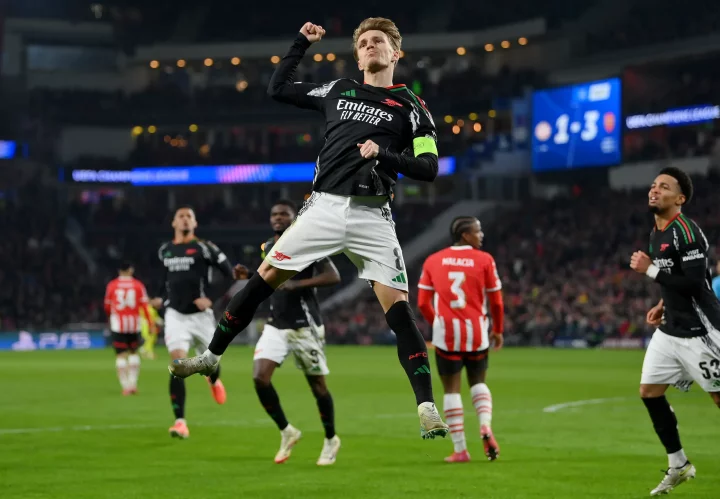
[104,262,156,395]
[417,216,504,463]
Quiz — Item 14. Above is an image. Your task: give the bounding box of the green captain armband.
[413,136,438,157]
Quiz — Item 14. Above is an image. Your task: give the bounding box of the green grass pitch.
[2,347,719,498]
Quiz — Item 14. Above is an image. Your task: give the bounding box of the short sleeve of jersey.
[483,255,502,292]
[418,258,435,291]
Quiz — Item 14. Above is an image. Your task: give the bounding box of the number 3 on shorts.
[699,359,720,379]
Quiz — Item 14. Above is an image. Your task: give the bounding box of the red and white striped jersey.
[104,276,150,334]
[418,245,501,352]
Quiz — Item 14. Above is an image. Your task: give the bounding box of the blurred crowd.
[6,170,719,348]
[323,173,720,346]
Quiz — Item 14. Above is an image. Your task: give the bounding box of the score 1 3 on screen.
[531,77,621,171]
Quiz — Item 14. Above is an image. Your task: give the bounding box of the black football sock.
[254,380,289,431]
[315,392,336,439]
[385,301,434,405]
[170,375,186,420]
[208,273,275,355]
[208,364,221,385]
[642,396,683,454]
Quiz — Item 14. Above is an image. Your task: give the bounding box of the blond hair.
[352,17,402,61]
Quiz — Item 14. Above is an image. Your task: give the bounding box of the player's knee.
[253,371,272,389]
[257,261,296,289]
[308,377,329,398]
[711,393,720,409]
[639,384,664,399]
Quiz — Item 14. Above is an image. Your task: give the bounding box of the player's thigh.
[263,192,346,276]
[190,309,217,354]
[289,325,329,376]
[254,324,291,368]
[679,331,720,392]
[464,350,489,386]
[163,308,193,354]
[640,330,687,388]
[344,199,408,295]
[435,348,463,392]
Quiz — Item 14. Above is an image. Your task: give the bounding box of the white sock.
[115,357,129,390]
[443,393,466,453]
[668,449,688,468]
[470,383,492,428]
[127,354,141,389]
[203,349,221,364]
[175,418,186,425]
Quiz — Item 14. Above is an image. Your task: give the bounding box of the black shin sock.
[642,396,683,454]
[208,364,221,385]
[208,273,274,355]
[315,392,336,439]
[385,301,434,405]
[170,375,186,419]
[255,381,289,430]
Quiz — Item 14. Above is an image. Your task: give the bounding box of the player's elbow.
[267,81,285,101]
[417,154,439,181]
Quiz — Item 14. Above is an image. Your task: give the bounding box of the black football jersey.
[262,237,324,330]
[157,239,233,314]
[268,34,438,198]
[648,214,720,338]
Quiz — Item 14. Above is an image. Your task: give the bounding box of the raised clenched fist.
[300,22,326,43]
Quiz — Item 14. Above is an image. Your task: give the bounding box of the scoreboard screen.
[531,77,621,171]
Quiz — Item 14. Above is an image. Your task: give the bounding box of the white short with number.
[641,328,720,392]
[164,307,216,354]
[254,324,329,376]
[264,192,408,291]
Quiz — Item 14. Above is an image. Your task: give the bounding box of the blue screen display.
[532,78,621,171]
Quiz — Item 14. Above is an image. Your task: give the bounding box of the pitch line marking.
[542,396,629,413]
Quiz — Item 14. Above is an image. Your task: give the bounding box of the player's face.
[356,30,398,73]
[464,220,484,249]
[172,208,197,234]
[270,204,295,233]
[648,174,685,214]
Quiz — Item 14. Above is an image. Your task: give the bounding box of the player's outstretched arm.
[267,22,327,110]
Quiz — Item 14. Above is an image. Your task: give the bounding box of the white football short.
[264,192,408,292]
[641,328,720,392]
[253,323,329,376]
[164,307,216,354]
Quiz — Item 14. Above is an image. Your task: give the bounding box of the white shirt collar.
[450,245,472,250]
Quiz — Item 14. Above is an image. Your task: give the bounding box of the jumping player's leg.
[435,349,467,462]
[170,194,345,378]
[710,391,720,408]
[345,197,446,439]
[465,351,498,460]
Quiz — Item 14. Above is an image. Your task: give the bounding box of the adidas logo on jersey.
[337,99,394,126]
